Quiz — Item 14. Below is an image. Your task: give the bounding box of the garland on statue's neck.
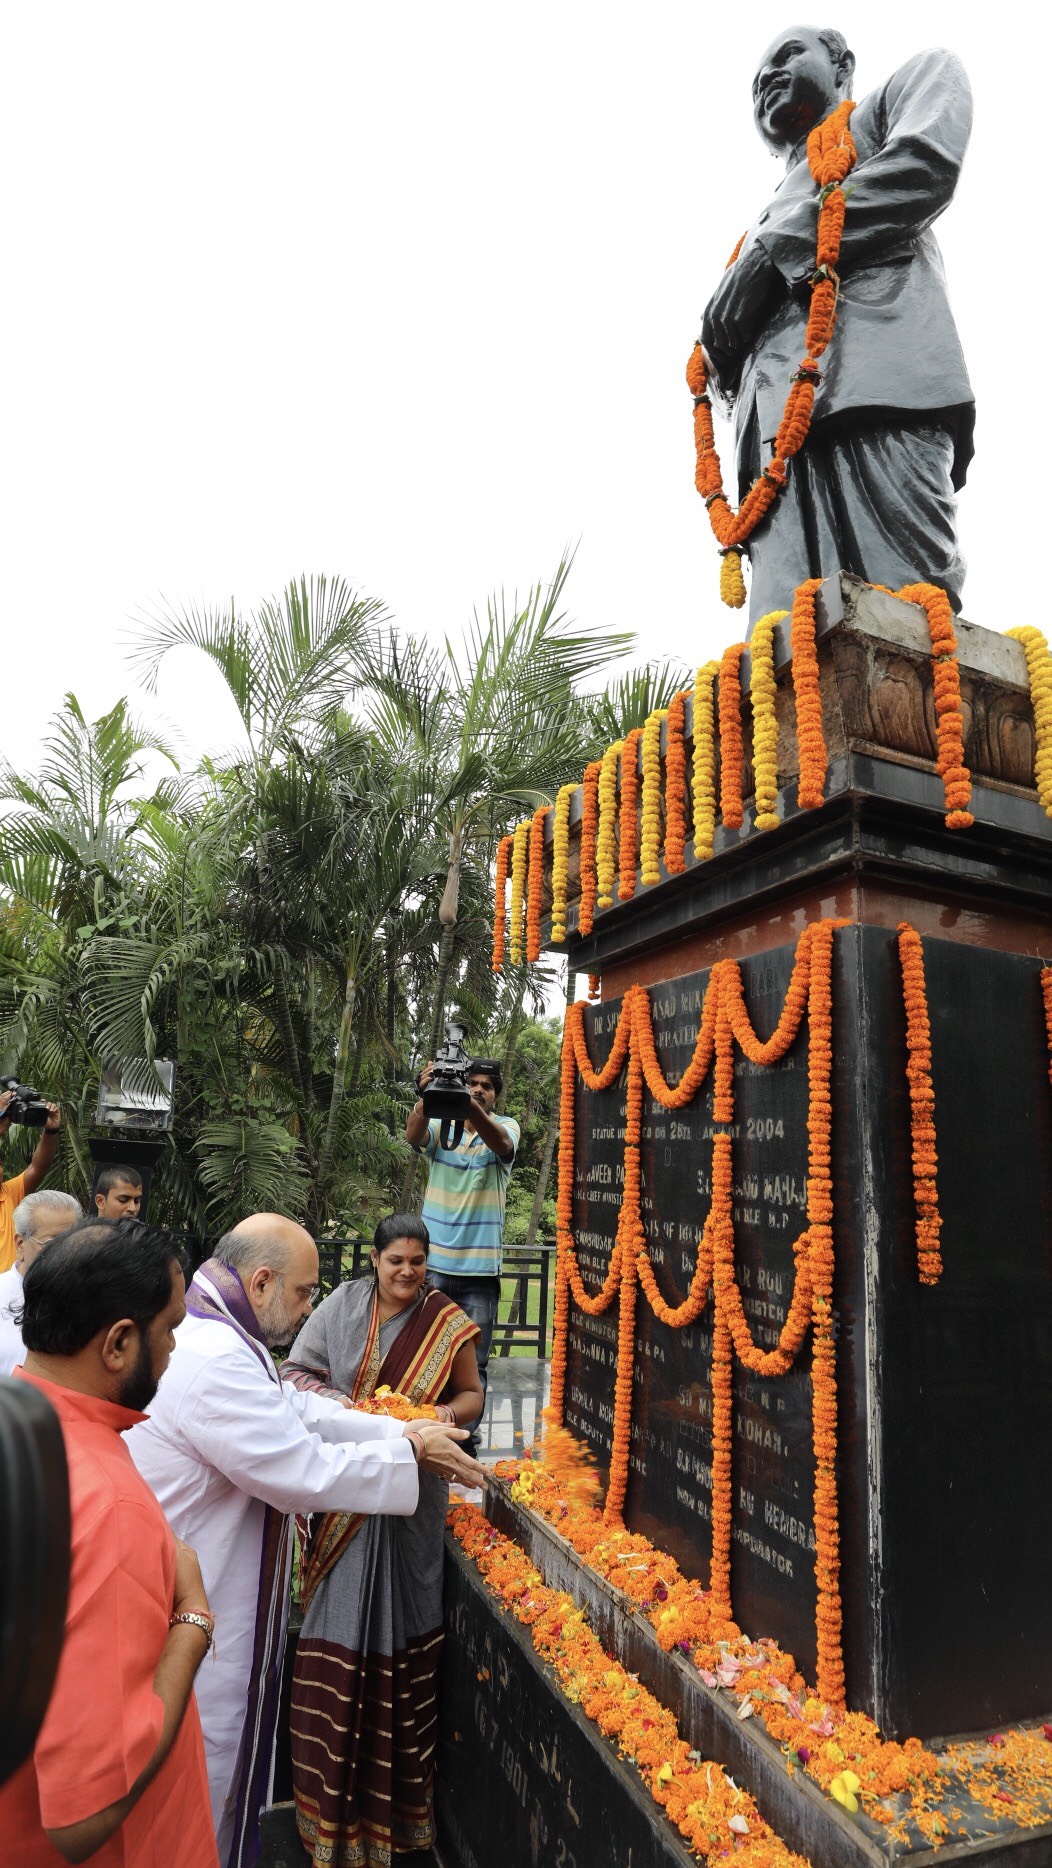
[687,99,858,608]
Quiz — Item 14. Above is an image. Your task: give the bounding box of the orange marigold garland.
[687,101,857,606]
[525,803,550,964]
[1042,966,1052,1093]
[640,708,668,886]
[691,660,720,860]
[618,726,644,901]
[897,582,973,829]
[606,1047,643,1523]
[897,922,943,1285]
[507,819,531,965]
[549,1006,581,1419]
[549,783,575,942]
[554,922,850,1694]
[577,760,601,937]
[718,642,747,829]
[789,578,828,809]
[663,689,690,874]
[491,831,514,972]
[805,917,844,1709]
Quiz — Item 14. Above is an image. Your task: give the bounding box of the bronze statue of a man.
[701,29,974,623]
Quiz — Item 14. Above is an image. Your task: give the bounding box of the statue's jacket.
[734,49,975,488]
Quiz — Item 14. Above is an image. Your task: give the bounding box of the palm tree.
[364,558,634,1058]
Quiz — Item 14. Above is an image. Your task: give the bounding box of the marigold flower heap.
[687,100,857,606]
[449,1503,811,1866]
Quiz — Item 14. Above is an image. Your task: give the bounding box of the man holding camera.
[406,1056,519,1454]
[0,1089,62,1274]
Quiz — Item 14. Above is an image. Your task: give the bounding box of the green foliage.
[0,566,646,1238]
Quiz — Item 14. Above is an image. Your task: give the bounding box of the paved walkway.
[477,1354,550,1463]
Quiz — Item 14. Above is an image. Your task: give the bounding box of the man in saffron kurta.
[0,1220,217,1868]
[700,29,974,621]
[128,1214,483,1868]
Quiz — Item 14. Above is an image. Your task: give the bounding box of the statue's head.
[752,26,855,154]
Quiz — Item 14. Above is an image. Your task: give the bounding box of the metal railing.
[179,1234,556,1359]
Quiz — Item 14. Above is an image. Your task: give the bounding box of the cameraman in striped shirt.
[406,1058,519,1455]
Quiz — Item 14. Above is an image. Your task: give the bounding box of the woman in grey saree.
[282,1214,481,1867]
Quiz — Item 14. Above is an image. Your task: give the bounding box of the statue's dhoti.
[739,413,966,627]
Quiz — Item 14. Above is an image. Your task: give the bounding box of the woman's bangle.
[170,1611,215,1653]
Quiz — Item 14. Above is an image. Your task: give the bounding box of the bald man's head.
[214,1213,319,1347]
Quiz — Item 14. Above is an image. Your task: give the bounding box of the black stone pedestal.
[563,921,1052,1742]
[554,701,1052,1745]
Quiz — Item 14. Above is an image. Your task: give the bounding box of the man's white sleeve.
[284,1380,409,1444]
[180,1358,419,1516]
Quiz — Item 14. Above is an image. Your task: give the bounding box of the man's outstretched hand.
[403,1418,487,1486]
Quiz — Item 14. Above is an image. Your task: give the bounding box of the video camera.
[0,1077,51,1128]
[420,1021,474,1149]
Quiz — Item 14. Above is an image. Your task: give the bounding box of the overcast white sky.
[1,3,1040,777]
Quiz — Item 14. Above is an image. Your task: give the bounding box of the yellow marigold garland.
[749,609,788,830]
[491,832,514,972]
[897,923,943,1284]
[618,726,644,902]
[549,783,575,942]
[691,660,720,860]
[596,739,623,908]
[1006,624,1052,818]
[507,819,531,966]
[640,708,668,885]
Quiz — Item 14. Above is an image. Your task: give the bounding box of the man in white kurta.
[128,1215,481,1868]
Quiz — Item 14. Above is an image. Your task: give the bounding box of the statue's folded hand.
[702,241,782,373]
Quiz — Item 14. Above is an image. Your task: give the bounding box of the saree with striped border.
[282,1280,477,1867]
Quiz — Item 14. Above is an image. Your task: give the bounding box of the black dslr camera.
[420,1021,474,1149]
[0,1077,51,1128]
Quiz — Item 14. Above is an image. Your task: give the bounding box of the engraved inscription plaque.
[564,944,819,1679]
